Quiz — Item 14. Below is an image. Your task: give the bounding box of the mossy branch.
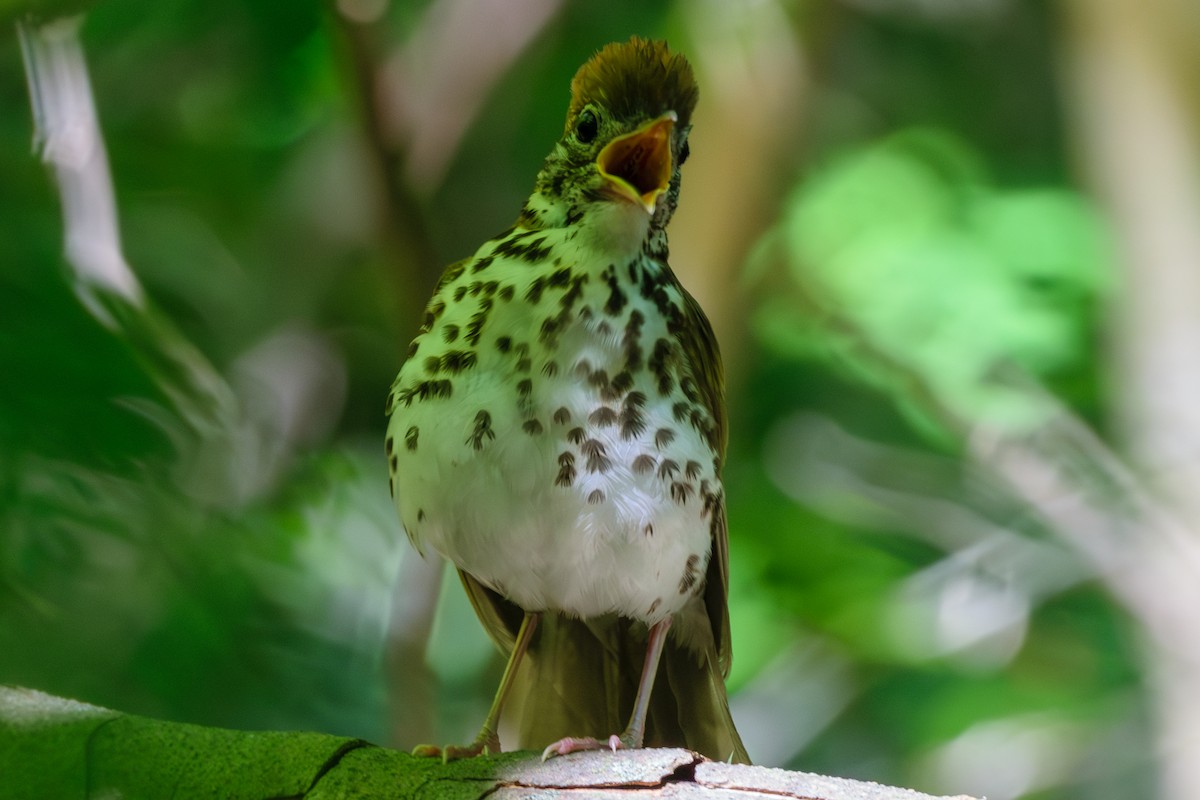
[0,686,978,799]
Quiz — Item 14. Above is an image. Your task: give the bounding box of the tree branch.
[0,686,978,799]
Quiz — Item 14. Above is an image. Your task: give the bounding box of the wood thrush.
[386,37,748,763]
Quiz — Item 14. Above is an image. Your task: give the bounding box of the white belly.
[386,245,718,624]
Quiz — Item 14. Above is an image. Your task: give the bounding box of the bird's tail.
[503,612,750,763]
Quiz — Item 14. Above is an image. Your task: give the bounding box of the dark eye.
[679,139,691,166]
[575,109,598,144]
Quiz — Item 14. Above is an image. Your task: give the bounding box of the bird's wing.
[458,568,522,653]
[675,285,732,678]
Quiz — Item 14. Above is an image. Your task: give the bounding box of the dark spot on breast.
[407,340,420,359]
[385,435,394,456]
[389,454,398,471]
[443,324,460,343]
[623,310,645,371]
[389,477,394,496]
[644,525,654,538]
[542,360,558,378]
[405,426,419,452]
[496,336,512,354]
[574,359,592,378]
[472,255,494,273]
[465,298,493,345]
[467,410,495,451]
[649,339,673,388]
[567,426,586,445]
[587,489,605,505]
[396,379,454,406]
[672,402,690,423]
[647,596,661,614]
[680,376,700,403]
[589,407,618,427]
[619,406,645,440]
[658,459,679,480]
[557,274,587,319]
[553,407,571,425]
[525,276,547,304]
[523,418,544,435]
[517,378,533,397]
[655,428,675,449]
[499,284,515,301]
[604,269,627,316]
[417,509,426,522]
[441,350,478,373]
[548,266,573,287]
[632,454,657,474]
[495,233,551,264]
[424,355,441,374]
[679,554,700,594]
[556,452,576,486]
[685,460,702,480]
[670,481,694,504]
[453,285,468,302]
[639,264,664,300]
[582,439,612,473]
[588,369,609,389]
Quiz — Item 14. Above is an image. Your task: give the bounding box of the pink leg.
[414,611,540,761]
[542,616,672,760]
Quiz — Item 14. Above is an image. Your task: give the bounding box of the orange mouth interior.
[597,113,676,214]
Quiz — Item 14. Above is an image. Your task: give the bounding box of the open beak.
[597,111,676,215]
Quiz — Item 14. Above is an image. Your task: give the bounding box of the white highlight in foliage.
[19,17,142,313]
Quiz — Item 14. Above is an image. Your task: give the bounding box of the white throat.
[575,201,652,260]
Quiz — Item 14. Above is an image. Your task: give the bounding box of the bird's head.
[525,38,698,235]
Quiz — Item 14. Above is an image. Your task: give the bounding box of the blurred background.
[2,1,1199,798]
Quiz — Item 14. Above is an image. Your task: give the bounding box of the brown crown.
[567,37,699,131]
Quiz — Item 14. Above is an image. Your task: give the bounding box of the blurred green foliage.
[0,2,1152,799]
[759,127,1110,435]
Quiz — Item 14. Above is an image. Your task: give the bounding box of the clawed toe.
[413,731,501,762]
[411,743,445,759]
[541,733,637,761]
[541,736,603,760]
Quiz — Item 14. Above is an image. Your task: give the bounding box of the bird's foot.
[541,732,636,761]
[412,730,501,762]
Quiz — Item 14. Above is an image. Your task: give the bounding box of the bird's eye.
[575,109,599,144]
[679,139,691,166]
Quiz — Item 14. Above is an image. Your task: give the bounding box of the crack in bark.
[482,753,706,796]
[261,738,373,799]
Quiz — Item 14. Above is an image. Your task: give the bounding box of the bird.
[385,36,748,764]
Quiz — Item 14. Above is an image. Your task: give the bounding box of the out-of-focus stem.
[1059,2,1200,797]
